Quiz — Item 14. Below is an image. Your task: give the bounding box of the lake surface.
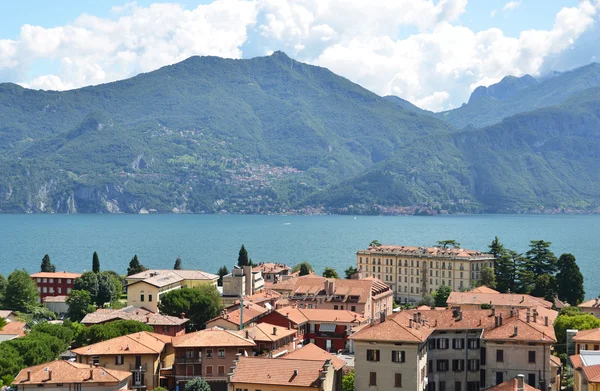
[1,214,598,298]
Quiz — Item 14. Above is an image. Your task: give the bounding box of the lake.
[0,214,598,298]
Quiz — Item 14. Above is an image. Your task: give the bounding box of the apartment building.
[81,306,189,336]
[206,302,270,330]
[236,323,298,356]
[283,343,347,391]
[570,351,600,391]
[579,298,600,317]
[573,329,600,353]
[222,266,265,307]
[252,262,292,284]
[31,271,81,302]
[72,331,174,390]
[356,245,495,303]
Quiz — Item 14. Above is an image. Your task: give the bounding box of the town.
[0,239,596,391]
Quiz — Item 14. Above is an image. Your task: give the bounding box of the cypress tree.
[92,251,100,273]
[556,253,585,305]
[174,257,182,270]
[41,254,56,273]
[526,240,558,277]
[237,245,249,267]
[127,255,148,276]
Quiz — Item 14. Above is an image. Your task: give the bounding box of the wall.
[174,346,251,382]
[127,281,181,313]
[229,360,334,391]
[76,353,160,390]
[19,380,129,391]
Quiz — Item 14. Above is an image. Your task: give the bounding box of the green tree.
[342,370,355,391]
[96,273,120,306]
[479,266,497,288]
[322,267,339,279]
[299,263,311,276]
[92,251,100,273]
[556,253,585,305]
[0,274,6,304]
[153,387,168,391]
[369,240,382,248]
[79,320,153,346]
[174,257,183,270]
[184,377,211,391]
[418,294,435,308]
[74,272,99,302]
[238,245,249,267]
[344,266,358,279]
[66,290,95,322]
[127,255,148,276]
[488,236,506,258]
[3,270,39,312]
[159,285,222,330]
[436,240,461,249]
[40,254,56,273]
[530,274,556,302]
[526,240,558,276]
[0,344,24,380]
[494,250,523,293]
[291,261,313,276]
[554,313,600,354]
[217,266,229,287]
[433,285,452,307]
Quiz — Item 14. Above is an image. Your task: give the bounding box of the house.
[43,295,69,314]
[0,310,19,322]
[259,306,368,353]
[222,266,265,307]
[233,289,282,309]
[206,302,269,330]
[283,343,346,391]
[81,306,188,336]
[237,323,298,356]
[172,326,255,389]
[485,375,541,391]
[14,360,131,391]
[0,321,27,341]
[31,271,82,302]
[573,329,600,353]
[228,356,335,391]
[356,244,495,303]
[126,269,218,313]
[271,275,393,320]
[446,291,553,310]
[579,298,600,317]
[252,263,292,284]
[570,350,600,391]
[72,331,174,390]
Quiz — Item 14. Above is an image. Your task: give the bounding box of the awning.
[319,323,336,333]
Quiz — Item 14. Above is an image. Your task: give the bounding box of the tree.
[66,290,95,322]
[96,273,120,306]
[436,240,461,249]
[80,320,153,346]
[40,254,56,273]
[299,263,311,276]
[237,245,249,267]
[92,251,100,273]
[344,266,357,279]
[0,274,6,304]
[556,253,585,305]
[369,240,382,248]
[184,377,211,391]
[531,274,556,302]
[127,255,148,276]
[292,262,314,275]
[433,285,452,307]
[74,272,99,302]
[526,240,558,276]
[174,257,182,270]
[342,370,355,391]
[322,267,339,279]
[495,250,523,293]
[159,285,222,330]
[554,313,600,354]
[488,236,506,259]
[3,270,39,312]
[479,266,497,288]
[418,294,435,308]
[217,266,229,287]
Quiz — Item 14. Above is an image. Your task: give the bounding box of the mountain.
[312,87,600,213]
[383,95,431,115]
[436,63,600,129]
[0,52,452,213]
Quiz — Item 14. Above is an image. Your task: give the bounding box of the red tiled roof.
[231,356,330,387]
[574,328,600,342]
[283,343,346,371]
[274,307,367,325]
[211,302,269,327]
[467,286,500,294]
[172,327,255,348]
[72,331,170,356]
[350,312,432,343]
[447,292,552,308]
[550,355,562,367]
[360,245,493,260]
[581,364,600,382]
[31,271,82,279]
[580,299,600,309]
[0,322,27,337]
[237,323,297,343]
[570,354,584,369]
[15,361,131,385]
[252,263,291,274]
[81,306,188,326]
[485,377,540,391]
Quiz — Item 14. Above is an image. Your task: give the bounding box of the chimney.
[495,316,499,328]
[89,368,94,380]
[293,369,299,376]
[288,321,291,330]
[26,370,31,382]
[521,295,525,303]
[510,307,515,317]
[499,313,503,326]
[180,312,185,319]
[48,370,52,381]
[533,310,538,323]
[409,319,413,328]
[146,316,150,323]
[517,374,525,391]
[491,307,496,316]
[245,330,249,339]
[544,316,549,327]
[513,325,518,336]
[457,311,463,321]
[273,327,277,336]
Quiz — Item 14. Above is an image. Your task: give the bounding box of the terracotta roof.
[0,310,17,319]
[237,323,297,343]
[579,299,600,309]
[571,354,584,369]
[211,302,269,327]
[72,331,170,356]
[30,271,82,279]
[81,306,188,326]
[283,343,346,370]
[0,321,27,338]
[447,292,552,308]
[130,273,183,288]
[43,295,68,303]
[359,245,494,260]
[550,355,562,367]
[273,307,367,325]
[231,356,330,387]
[239,290,282,304]
[581,364,600,382]
[574,329,600,342]
[351,312,432,343]
[253,263,291,274]
[172,327,255,348]
[467,286,500,294]
[127,269,218,282]
[15,360,131,385]
[485,377,540,391]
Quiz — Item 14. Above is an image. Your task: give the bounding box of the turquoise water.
[0,214,598,297]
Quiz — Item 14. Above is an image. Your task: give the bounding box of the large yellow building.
[356,245,495,303]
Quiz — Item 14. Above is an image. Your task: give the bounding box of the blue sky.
[0,0,597,111]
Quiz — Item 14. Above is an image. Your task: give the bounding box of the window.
[206,349,213,358]
[186,349,194,358]
[351,306,356,312]
[528,374,536,387]
[42,287,47,293]
[453,338,464,349]
[218,349,225,358]
[429,339,436,350]
[67,288,71,294]
[437,360,449,372]
[452,359,465,372]
[140,294,145,302]
[163,326,169,333]
[369,372,377,386]
[467,382,479,391]
[392,351,405,363]
[467,359,479,372]
[49,287,54,293]
[49,278,54,283]
[67,279,72,284]
[58,288,62,294]
[334,305,338,310]
[36,278,41,283]
[205,366,213,376]
[439,381,446,391]
[148,294,153,302]
[528,351,536,363]
[58,279,62,283]
[43,278,47,283]
[74,384,82,391]
[437,338,449,349]
[367,349,380,362]
[395,373,402,388]
[455,381,461,391]
[496,372,504,385]
[115,355,124,365]
[468,339,480,349]
[496,349,504,362]
[218,366,225,375]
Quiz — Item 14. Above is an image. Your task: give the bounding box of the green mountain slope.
[0,52,453,213]
[436,63,600,129]
[312,87,600,213]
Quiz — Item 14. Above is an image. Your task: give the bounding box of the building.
[356,245,495,303]
[485,375,540,391]
[446,291,553,311]
[31,271,82,302]
[0,321,27,341]
[570,351,600,391]
[206,302,270,330]
[579,299,600,317]
[0,310,19,322]
[282,343,347,391]
[573,329,600,353]
[126,269,218,313]
[271,275,393,320]
[222,266,265,307]
[14,360,131,391]
[171,326,255,389]
[81,306,188,336]
[43,295,69,314]
[234,289,282,309]
[228,356,335,391]
[237,322,298,356]
[252,263,292,284]
[72,331,174,390]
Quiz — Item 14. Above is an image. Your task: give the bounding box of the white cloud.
[490,9,497,18]
[502,1,521,12]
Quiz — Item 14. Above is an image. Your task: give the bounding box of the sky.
[1,0,599,111]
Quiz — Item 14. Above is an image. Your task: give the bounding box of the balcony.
[129,363,148,372]
[176,357,202,364]
[176,375,229,382]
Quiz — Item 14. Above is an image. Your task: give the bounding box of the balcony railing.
[176,375,229,382]
[176,357,202,364]
[129,364,148,372]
